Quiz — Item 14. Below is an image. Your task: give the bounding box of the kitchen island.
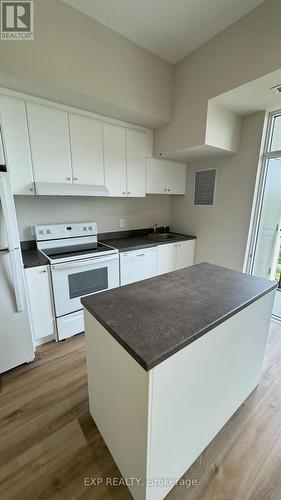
[82,263,276,500]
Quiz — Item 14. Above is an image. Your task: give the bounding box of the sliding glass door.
[249,112,281,321]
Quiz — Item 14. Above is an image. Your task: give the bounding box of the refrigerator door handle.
[0,174,20,250]
[9,249,24,313]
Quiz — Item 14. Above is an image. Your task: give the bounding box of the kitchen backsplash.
[15,195,171,241]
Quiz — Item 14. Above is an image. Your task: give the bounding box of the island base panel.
[85,311,150,500]
[148,290,275,499]
[84,289,275,500]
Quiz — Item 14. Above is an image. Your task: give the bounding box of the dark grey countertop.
[21,229,196,267]
[100,233,196,252]
[82,263,276,371]
[22,248,49,269]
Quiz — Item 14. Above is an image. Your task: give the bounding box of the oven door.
[51,254,119,317]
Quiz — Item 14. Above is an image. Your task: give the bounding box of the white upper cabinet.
[146,158,167,194]
[166,161,186,194]
[69,113,104,185]
[0,92,149,196]
[0,95,34,195]
[126,128,146,197]
[103,123,127,196]
[146,157,186,195]
[26,102,72,184]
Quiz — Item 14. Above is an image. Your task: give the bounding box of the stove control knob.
[83,227,88,231]
[88,226,93,231]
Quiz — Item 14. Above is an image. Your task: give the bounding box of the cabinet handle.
[39,269,47,273]
[178,244,181,247]
[122,191,126,195]
[66,177,71,181]
[164,189,167,192]
[29,187,34,192]
[136,254,144,257]
[168,189,171,192]
[127,192,131,195]
[73,177,78,181]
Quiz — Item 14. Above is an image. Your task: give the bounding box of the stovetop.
[39,241,118,264]
[35,222,118,264]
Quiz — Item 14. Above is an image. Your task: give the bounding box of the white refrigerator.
[0,172,34,373]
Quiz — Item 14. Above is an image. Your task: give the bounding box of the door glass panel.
[252,158,281,279]
[270,115,281,151]
[68,267,108,299]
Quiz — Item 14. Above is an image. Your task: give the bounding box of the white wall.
[15,195,171,241]
[0,0,172,128]
[205,103,241,153]
[155,0,281,156]
[170,112,266,271]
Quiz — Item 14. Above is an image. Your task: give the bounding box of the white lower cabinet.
[120,240,195,284]
[120,247,158,285]
[157,242,177,275]
[176,240,195,270]
[157,240,195,275]
[25,265,55,345]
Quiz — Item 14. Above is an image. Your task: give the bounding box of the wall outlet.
[119,219,125,228]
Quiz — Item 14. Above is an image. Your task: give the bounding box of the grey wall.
[155,0,281,155]
[170,112,266,271]
[0,0,172,128]
[15,195,171,241]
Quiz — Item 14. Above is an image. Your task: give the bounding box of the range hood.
[34,182,109,197]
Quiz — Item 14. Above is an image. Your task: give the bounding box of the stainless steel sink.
[149,233,181,240]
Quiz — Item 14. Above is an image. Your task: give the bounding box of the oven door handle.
[51,254,118,271]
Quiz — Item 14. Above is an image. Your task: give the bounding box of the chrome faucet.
[153,223,158,234]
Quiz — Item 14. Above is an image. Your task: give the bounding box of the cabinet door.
[146,158,167,194]
[69,113,104,185]
[0,96,34,195]
[126,128,146,197]
[166,161,186,194]
[176,240,195,270]
[157,243,177,275]
[120,247,157,285]
[26,102,72,183]
[25,266,55,343]
[103,123,126,196]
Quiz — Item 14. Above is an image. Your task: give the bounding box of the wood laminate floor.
[0,322,281,499]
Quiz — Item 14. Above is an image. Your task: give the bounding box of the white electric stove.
[35,222,119,340]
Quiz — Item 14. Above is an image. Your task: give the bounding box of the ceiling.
[62,0,266,63]
[212,68,281,116]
